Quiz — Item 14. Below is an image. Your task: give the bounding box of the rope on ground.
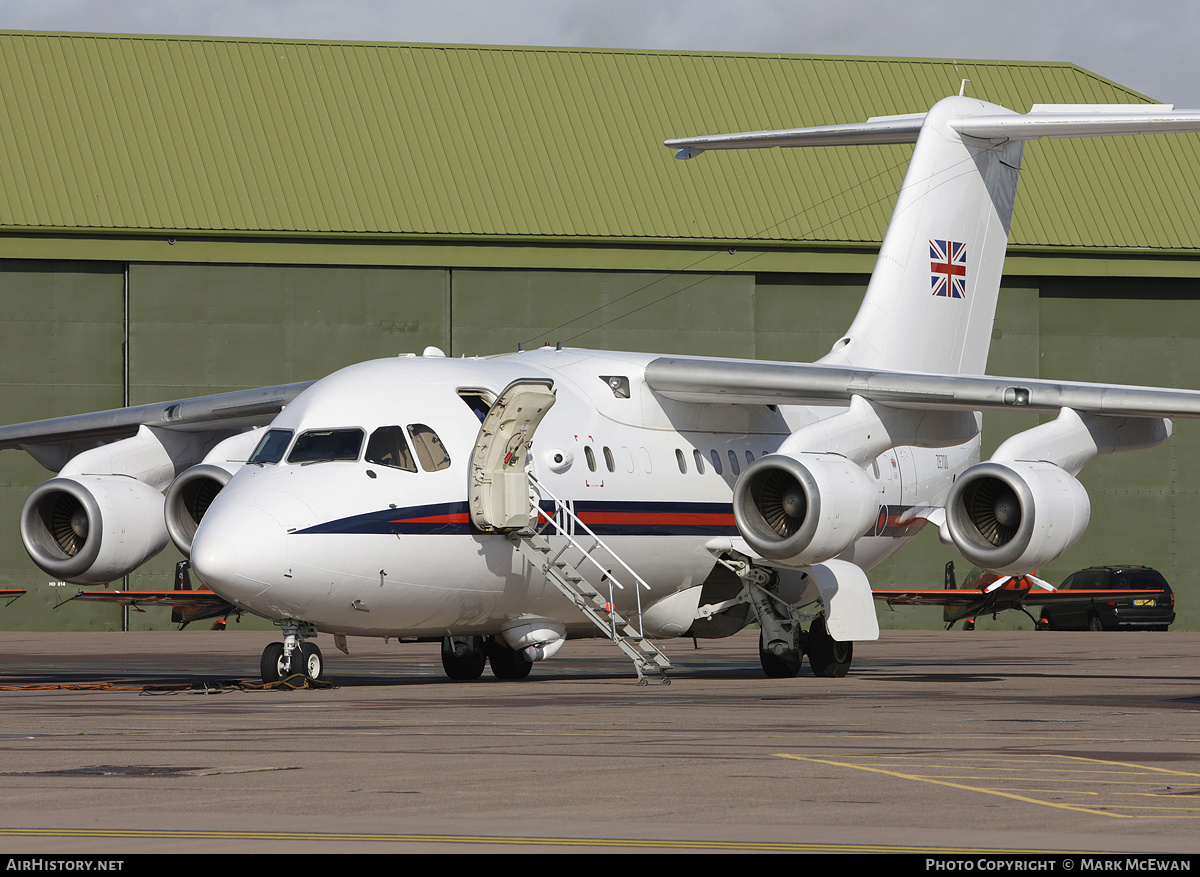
[0,675,339,694]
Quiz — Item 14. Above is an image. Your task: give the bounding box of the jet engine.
[732,453,879,565]
[164,464,235,556]
[945,460,1090,575]
[20,476,169,585]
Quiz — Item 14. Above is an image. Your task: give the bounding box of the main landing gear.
[440,635,533,681]
[755,615,853,678]
[260,620,325,684]
[712,553,855,679]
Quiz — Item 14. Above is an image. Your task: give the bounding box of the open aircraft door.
[468,378,557,532]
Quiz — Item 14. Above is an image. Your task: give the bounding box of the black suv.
[1042,566,1175,631]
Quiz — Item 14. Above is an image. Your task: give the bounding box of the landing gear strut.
[719,555,806,678]
[704,552,856,679]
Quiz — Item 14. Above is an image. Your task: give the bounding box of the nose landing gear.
[260,620,324,684]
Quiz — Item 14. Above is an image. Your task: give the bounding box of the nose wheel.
[261,622,325,684]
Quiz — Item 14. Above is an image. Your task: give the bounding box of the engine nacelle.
[20,476,169,584]
[945,461,1091,574]
[165,464,236,556]
[732,453,879,565]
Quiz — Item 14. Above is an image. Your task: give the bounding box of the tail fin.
[666,98,1200,375]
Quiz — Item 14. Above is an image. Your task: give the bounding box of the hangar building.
[1,31,1197,631]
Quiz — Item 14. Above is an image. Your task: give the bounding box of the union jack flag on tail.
[930,239,967,299]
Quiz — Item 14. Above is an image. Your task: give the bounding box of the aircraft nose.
[191,503,290,602]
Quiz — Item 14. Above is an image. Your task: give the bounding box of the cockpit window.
[407,424,451,472]
[287,428,364,463]
[248,429,294,464]
[365,426,417,472]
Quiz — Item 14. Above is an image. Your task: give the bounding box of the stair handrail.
[528,473,652,592]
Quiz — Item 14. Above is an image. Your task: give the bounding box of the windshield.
[287,428,364,464]
[248,429,294,464]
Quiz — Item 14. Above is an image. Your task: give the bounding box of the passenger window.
[249,429,293,464]
[365,426,417,472]
[693,449,705,474]
[603,446,615,473]
[287,428,364,463]
[745,450,755,465]
[407,424,452,472]
[728,450,740,475]
[709,449,723,475]
[585,446,596,472]
[676,449,687,474]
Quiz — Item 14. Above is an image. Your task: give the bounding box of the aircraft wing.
[872,588,1166,607]
[0,382,313,455]
[873,589,999,607]
[644,358,1200,417]
[0,589,26,603]
[1018,588,1167,606]
[70,589,236,628]
[70,588,233,610]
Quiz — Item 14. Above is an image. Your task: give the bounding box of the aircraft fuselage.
[189,346,974,640]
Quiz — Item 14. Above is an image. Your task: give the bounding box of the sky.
[1,0,1198,108]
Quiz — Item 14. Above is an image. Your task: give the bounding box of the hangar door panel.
[0,260,124,632]
[128,264,450,402]
[451,269,755,358]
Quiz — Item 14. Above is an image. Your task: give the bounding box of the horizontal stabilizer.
[954,104,1200,140]
[666,113,926,158]
[666,103,1200,159]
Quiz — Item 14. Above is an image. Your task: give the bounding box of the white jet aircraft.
[7,95,1200,685]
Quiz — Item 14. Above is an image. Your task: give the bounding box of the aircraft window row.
[680,447,766,476]
[582,445,622,473]
[248,424,451,471]
[579,443,767,477]
[366,424,451,472]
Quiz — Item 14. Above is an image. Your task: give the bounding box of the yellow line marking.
[0,827,1084,853]
[775,753,1133,818]
[1050,753,1200,779]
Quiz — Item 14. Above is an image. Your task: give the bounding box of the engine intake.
[732,453,878,565]
[165,464,234,556]
[945,460,1090,574]
[20,476,169,584]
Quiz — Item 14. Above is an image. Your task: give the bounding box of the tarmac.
[0,627,1197,855]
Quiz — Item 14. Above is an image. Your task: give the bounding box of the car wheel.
[1087,612,1105,632]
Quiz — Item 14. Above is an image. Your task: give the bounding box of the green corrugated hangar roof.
[2,31,1200,252]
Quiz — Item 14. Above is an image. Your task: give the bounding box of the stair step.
[513,516,671,682]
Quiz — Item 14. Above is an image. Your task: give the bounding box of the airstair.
[510,474,672,685]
